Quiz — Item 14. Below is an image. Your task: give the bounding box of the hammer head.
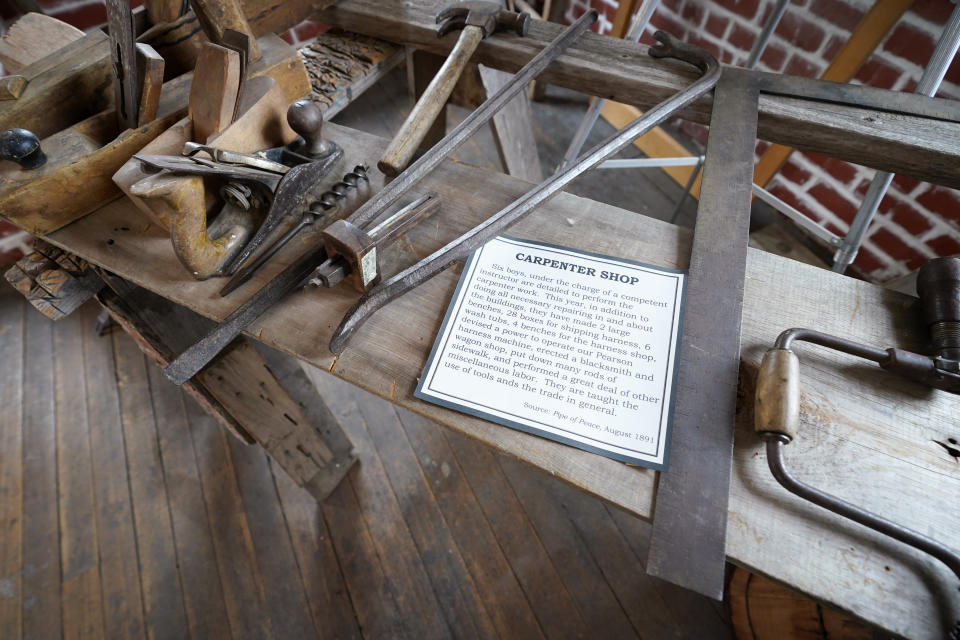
[436,1,529,39]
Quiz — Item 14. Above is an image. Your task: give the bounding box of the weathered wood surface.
[315,0,960,189]
[46,122,960,638]
[4,240,103,320]
[479,64,544,183]
[299,29,405,120]
[0,12,83,72]
[0,34,307,236]
[0,283,729,637]
[0,30,114,140]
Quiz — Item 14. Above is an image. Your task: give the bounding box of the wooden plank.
[145,364,233,640]
[224,437,318,639]
[0,30,113,140]
[181,396,270,640]
[110,332,190,639]
[537,465,723,638]
[495,454,639,638]
[753,0,913,187]
[0,13,83,72]
[316,0,960,188]
[0,287,24,639]
[479,64,544,183]
[80,308,146,640]
[345,385,499,639]
[301,29,405,120]
[308,375,453,639]
[270,464,362,640]
[19,309,60,640]
[54,307,105,640]
[319,475,408,638]
[393,407,554,639]
[44,122,960,638]
[604,505,732,638]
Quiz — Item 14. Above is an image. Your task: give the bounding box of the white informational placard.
[416,236,686,470]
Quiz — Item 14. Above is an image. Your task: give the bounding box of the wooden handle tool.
[317,192,442,291]
[377,2,529,177]
[754,348,800,441]
[189,42,241,143]
[189,0,261,61]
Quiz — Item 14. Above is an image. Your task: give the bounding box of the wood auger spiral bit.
[329,31,720,354]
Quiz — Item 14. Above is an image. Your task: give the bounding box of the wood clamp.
[754,258,960,637]
[377,1,530,177]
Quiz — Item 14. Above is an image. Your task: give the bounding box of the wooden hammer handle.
[378,26,484,177]
[754,349,800,441]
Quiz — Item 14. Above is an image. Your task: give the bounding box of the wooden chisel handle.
[377,26,484,177]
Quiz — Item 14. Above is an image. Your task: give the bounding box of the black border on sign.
[414,235,687,471]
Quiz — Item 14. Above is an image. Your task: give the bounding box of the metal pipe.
[745,0,790,69]
[555,0,661,173]
[765,437,960,582]
[752,184,842,246]
[597,156,703,169]
[773,327,889,362]
[832,1,960,274]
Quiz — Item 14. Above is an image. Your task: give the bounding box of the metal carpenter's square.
[644,70,760,599]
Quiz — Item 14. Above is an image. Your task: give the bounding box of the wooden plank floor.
[0,283,731,639]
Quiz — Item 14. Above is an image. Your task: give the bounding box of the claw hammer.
[377,1,530,177]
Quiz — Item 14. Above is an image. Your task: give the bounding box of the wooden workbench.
[41,120,959,638]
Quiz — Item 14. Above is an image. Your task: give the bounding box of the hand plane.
[113,42,337,279]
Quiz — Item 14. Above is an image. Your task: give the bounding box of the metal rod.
[774,327,889,362]
[765,437,960,582]
[597,156,703,169]
[832,1,960,274]
[352,9,597,232]
[555,0,660,173]
[329,33,720,355]
[667,158,701,224]
[752,184,842,246]
[745,0,789,69]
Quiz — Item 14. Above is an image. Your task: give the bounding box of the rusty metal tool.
[163,192,442,385]
[106,0,141,132]
[159,10,596,382]
[329,32,720,354]
[377,1,530,177]
[754,257,960,637]
[221,100,342,277]
[219,164,371,296]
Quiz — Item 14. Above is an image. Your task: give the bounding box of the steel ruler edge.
[646,70,760,599]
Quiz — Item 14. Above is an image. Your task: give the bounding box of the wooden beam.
[315,0,960,188]
[753,0,912,187]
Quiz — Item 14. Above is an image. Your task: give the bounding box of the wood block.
[4,241,104,320]
[189,43,242,144]
[0,13,84,72]
[136,43,166,126]
[0,75,28,100]
[0,30,114,140]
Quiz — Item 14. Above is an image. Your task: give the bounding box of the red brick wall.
[566,0,960,282]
